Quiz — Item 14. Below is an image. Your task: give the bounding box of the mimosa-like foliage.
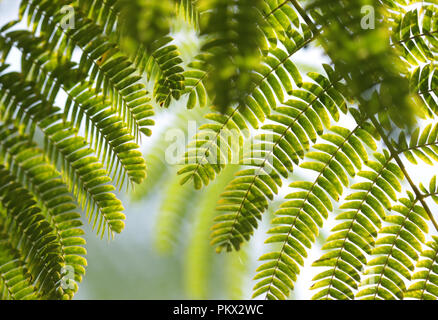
[0,0,438,300]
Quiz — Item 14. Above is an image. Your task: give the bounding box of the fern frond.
[0,100,86,296]
[63,82,148,186]
[0,30,148,186]
[306,0,416,127]
[311,118,438,300]
[252,119,378,300]
[311,151,404,300]
[198,0,266,113]
[395,123,438,166]
[77,0,121,37]
[392,5,438,66]
[176,0,200,30]
[75,0,187,107]
[356,187,432,300]
[0,120,86,297]
[0,166,64,299]
[179,30,314,189]
[211,67,348,252]
[0,231,39,300]
[0,68,145,189]
[182,54,209,109]
[260,0,301,48]
[0,0,434,301]
[77,0,176,49]
[409,64,438,118]
[79,0,194,52]
[406,236,438,300]
[117,0,175,50]
[19,0,154,140]
[0,120,125,238]
[136,36,185,108]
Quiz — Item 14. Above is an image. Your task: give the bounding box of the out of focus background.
[1,0,436,300]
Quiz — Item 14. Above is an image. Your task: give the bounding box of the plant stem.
[289,0,319,35]
[369,115,438,232]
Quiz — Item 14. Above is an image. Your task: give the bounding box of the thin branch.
[264,0,290,18]
[289,0,319,36]
[369,115,438,232]
[392,30,438,47]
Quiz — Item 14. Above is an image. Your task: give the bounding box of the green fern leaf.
[311,151,404,300]
[252,118,377,300]
[211,68,348,252]
[356,190,431,300]
[19,0,154,139]
[405,236,438,300]
[179,33,314,189]
[0,122,125,238]
[0,166,64,299]
[0,229,39,300]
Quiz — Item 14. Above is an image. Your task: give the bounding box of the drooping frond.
[0,231,39,300]
[131,140,170,202]
[0,29,148,186]
[0,166,64,299]
[136,36,186,108]
[260,0,302,48]
[76,0,188,109]
[78,0,176,46]
[0,120,125,238]
[306,0,416,127]
[178,0,318,189]
[406,236,438,300]
[182,54,209,109]
[211,66,348,252]
[155,180,195,254]
[178,27,314,189]
[252,118,378,300]
[0,118,87,297]
[132,107,206,201]
[184,166,238,298]
[392,5,438,66]
[63,82,149,186]
[117,0,176,50]
[356,189,431,300]
[311,151,404,300]
[224,244,250,299]
[19,0,154,139]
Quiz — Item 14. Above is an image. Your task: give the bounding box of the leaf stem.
[369,115,438,232]
[289,0,320,36]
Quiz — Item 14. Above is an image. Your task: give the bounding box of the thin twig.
[369,115,438,232]
[289,0,320,36]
